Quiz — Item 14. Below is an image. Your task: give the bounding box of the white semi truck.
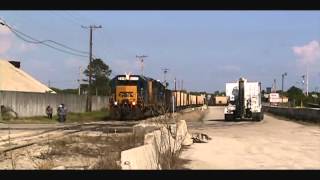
[224,77,264,121]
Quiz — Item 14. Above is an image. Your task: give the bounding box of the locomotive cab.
[115,85,137,107]
[109,74,166,120]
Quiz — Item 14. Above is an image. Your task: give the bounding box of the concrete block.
[175,120,193,146]
[182,133,193,146]
[133,123,160,136]
[120,119,193,170]
[120,144,159,170]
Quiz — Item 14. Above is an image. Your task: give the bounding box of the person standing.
[57,104,63,122]
[46,105,53,119]
[61,104,67,122]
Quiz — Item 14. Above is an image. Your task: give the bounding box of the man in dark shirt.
[46,105,53,119]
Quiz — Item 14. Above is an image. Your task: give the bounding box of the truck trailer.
[224,77,264,121]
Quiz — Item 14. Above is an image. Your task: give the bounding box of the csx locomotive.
[109,74,206,120]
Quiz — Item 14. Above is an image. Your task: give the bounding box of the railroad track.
[0,108,194,154]
[0,121,140,154]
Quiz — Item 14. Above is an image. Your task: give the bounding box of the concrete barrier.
[263,105,320,122]
[120,143,159,170]
[176,120,193,146]
[132,122,161,136]
[0,91,109,117]
[120,120,192,170]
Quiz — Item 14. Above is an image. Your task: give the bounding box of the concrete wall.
[263,105,320,123]
[120,120,192,170]
[0,91,109,117]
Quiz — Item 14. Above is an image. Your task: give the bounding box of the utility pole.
[48,80,51,88]
[281,72,287,103]
[162,68,169,86]
[174,77,177,113]
[302,75,307,95]
[272,79,277,93]
[317,73,320,93]
[136,55,148,76]
[306,65,309,96]
[78,66,82,95]
[301,74,306,107]
[82,25,102,112]
[281,73,287,93]
[181,80,184,91]
[179,80,182,107]
[174,77,177,92]
[0,91,1,121]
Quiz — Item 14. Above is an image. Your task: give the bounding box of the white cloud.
[18,42,36,53]
[0,26,12,54]
[292,40,320,64]
[0,37,12,54]
[0,26,10,35]
[0,25,37,54]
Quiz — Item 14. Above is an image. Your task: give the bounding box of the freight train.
[109,74,206,120]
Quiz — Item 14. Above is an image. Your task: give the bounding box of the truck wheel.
[252,113,262,121]
[225,114,233,121]
[252,113,256,121]
[260,112,264,120]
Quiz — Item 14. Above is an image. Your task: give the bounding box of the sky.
[0,11,320,93]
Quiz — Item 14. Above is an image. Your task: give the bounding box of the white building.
[0,59,55,93]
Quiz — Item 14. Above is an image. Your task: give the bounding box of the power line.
[0,18,90,58]
[10,29,89,57]
[62,13,135,68]
[1,16,87,54]
[10,27,89,56]
[13,27,89,54]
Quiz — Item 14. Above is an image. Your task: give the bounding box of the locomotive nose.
[121,99,130,105]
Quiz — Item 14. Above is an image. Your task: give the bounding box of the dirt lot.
[0,131,145,169]
[179,106,320,169]
[0,108,206,170]
[0,120,143,169]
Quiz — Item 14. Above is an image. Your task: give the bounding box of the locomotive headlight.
[114,101,118,105]
[132,101,136,106]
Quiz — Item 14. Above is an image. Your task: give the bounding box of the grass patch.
[0,111,109,124]
[92,153,121,169]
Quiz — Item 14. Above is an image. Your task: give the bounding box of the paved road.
[180,106,320,169]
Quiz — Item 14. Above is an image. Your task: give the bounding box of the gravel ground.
[179,106,320,169]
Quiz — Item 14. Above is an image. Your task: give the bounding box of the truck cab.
[224,77,264,121]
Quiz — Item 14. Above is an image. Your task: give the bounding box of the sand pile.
[0,59,55,93]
